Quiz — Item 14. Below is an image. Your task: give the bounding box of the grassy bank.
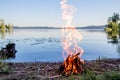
[0,59,120,80]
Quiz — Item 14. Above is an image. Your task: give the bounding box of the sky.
[0,0,120,27]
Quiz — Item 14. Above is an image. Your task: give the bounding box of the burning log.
[59,52,85,76]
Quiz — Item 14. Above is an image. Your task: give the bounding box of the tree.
[106,13,120,31]
[107,13,119,23]
[112,13,119,22]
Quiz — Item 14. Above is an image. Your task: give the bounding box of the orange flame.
[60,0,84,61]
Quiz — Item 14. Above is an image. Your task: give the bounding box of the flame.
[60,0,84,61]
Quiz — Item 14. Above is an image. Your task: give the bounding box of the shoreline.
[0,58,120,80]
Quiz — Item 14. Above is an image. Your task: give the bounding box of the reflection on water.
[0,29,120,62]
[0,29,13,39]
[0,19,13,39]
[106,30,120,57]
[0,29,14,61]
[117,44,120,57]
[107,30,119,44]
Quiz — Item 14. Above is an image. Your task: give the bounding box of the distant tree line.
[105,13,120,32]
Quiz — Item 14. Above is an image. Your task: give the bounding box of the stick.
[48,75,62,79]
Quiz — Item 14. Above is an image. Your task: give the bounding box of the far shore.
[13,25,105,30]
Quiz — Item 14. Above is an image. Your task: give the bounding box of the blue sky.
[0,0,120,27]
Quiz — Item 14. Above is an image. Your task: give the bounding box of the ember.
[60,52,84,76]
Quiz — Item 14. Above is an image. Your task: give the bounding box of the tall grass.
[80,71,120,80]
[0,52,9,73]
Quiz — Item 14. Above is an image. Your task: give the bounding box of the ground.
[0,59,120,80]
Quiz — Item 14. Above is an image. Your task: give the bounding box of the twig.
[48,75,62,79]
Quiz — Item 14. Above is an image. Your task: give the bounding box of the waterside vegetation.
[0,19,13,39]
[0,19,13,30]
[105,13,120,32]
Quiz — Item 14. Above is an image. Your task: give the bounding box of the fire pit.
[60,52,84,76]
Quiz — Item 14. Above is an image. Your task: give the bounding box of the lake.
[0,29,120,62]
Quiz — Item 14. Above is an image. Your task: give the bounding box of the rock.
[0,43,17,59]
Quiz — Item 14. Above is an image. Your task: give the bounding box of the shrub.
[102,71,120,80]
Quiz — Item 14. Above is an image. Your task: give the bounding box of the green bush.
[102,71,120,80]
[0,61,9,73]
[1,64,9,73]
[80,71,120,80]
[0,53,9,73]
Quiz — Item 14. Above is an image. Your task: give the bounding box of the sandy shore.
[0,59,120,80]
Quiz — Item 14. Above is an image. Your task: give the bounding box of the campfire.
[60,52,85,76]
[60,0,85,76]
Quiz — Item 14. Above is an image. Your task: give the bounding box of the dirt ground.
[0,59,120,80]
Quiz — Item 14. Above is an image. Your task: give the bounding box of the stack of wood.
[59,52,84,76]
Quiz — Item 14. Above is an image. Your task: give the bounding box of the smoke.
[60,0,76,26]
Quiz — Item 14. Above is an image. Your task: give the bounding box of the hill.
[13,25,106,29]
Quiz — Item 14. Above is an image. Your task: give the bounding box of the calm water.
[0,29,120,62]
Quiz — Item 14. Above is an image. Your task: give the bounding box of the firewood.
[59,52,85,76]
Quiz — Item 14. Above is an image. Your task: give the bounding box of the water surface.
[0,29,120,62]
